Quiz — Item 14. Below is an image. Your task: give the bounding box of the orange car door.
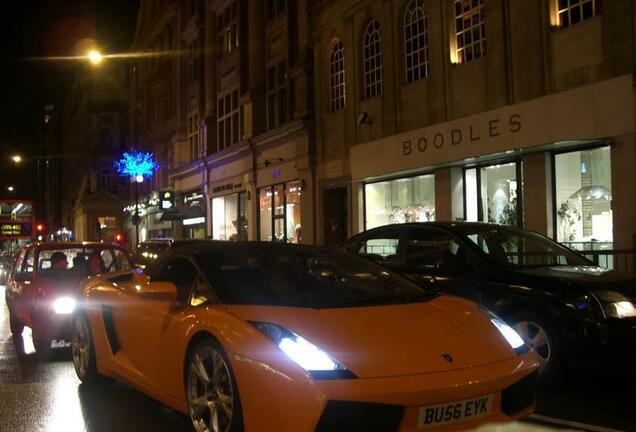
[114,257,197,387]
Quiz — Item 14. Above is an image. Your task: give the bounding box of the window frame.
[329,41,346,112]
[403,0,430,84]
[462,159,524,228]
[217,1,239,57]
[362,20,384,100]
[266,60,289,130]
[188,111,199,162]
[217,88,240,151]
[556,0,600,28]
[257,181,302,243]
[453,0,486,65]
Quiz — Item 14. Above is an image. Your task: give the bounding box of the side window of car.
[23,250,34,274]
[405,229,472,274]
[13,250,26,276]
[190,275,214,307]
[355,230,403,263]
[112,249,132,272]
[151,257,198,305]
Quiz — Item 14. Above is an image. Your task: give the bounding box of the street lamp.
[11,155,22,164]
[7,186,15,192]
[87,49,104,66]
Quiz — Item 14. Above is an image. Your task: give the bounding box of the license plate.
[417,394,493,428]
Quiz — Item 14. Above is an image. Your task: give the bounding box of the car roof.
[28,242,125,251]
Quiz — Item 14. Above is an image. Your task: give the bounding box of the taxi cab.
[5,242,132,356]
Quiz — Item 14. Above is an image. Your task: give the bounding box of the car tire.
[8,306,24,337]
[186,338,244,432]
[71,313,101,384]
[508,311,563,383]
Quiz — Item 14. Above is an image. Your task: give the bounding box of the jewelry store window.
[464,161,523,227]
[364,174,435,230]
[553,145,612,250]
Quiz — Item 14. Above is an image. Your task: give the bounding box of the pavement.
[1,284,634,432]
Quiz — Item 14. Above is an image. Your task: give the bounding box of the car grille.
[315,401,404,432]
[501,370,538,416]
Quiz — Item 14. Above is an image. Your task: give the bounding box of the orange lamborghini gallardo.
[71,241,540,432]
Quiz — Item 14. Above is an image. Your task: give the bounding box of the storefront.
[258,180,303,243]
[181,188,206,239]
[349,75,634,250]
[211,187,248,241]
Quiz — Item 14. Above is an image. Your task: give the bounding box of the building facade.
[128,0,636,262]
[309,0,636,259]
[60,62,129,243]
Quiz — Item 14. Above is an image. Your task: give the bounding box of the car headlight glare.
[478,307,527,354]
[595,291,636,319]
[249,321,354,379]
[52,297,76,314]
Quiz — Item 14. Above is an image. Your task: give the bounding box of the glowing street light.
[11,155,22,163]
[87,50,104,66]
[7,186,15,192]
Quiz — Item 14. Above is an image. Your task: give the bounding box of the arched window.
[329,41,346,112]
[362,20,383,99]
[404,0,429,83]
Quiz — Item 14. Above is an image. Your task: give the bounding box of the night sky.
[0,0,140,202]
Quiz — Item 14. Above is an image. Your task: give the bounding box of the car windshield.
[195,246,436,308]
[454,225,589,268]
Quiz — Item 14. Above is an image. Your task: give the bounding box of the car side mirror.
[137,281,178,302]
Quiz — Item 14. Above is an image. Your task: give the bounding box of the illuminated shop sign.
[183,190,204,207]
[211,183,242,194]
[160,191,174,210]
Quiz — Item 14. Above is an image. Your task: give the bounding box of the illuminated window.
[266,61,289,130]
[188,112,199,162]
[363,20,383,99]
[329,41,346,112]
[454,0,485,64]
[217,89,240,151]
[557,0,600,28]
[259,181,302,243]
[217,1,239,56]
[404,0,429,83]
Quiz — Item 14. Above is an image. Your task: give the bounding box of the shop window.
[404,0,429,83]
[212,192,248,241]
[267,0,285,23]
[453,0,485,64]
[554,146,612,248]
[364,174,435,230]
[464,162,521,226]
[329,41,346,112]
[188,112,199,162]
[557,0,600,28]
[258,181,302,243]
[218,1,239,56]
[217,89,240,151]
[362,20,383,99]
[266,61,289,130]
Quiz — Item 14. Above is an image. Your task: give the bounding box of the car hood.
[225,296,517,379]
[506,266,636,297]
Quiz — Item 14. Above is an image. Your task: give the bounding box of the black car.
[339,222,636,379]
[131,239,173,269]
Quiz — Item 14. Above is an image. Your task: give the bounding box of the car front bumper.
[232,352,540,432]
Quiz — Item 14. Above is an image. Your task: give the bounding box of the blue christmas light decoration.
[114,150,158,180]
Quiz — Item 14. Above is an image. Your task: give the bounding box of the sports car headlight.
[596,291,636,319]
[52,297,76,315]
[249,321,355,379]
[479,307,527,355]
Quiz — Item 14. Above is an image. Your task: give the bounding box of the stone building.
[60,62,129,243]
[126,0,636,261]
[309,0,636,257]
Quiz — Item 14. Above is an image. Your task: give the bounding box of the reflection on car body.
[72,241,540,432]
